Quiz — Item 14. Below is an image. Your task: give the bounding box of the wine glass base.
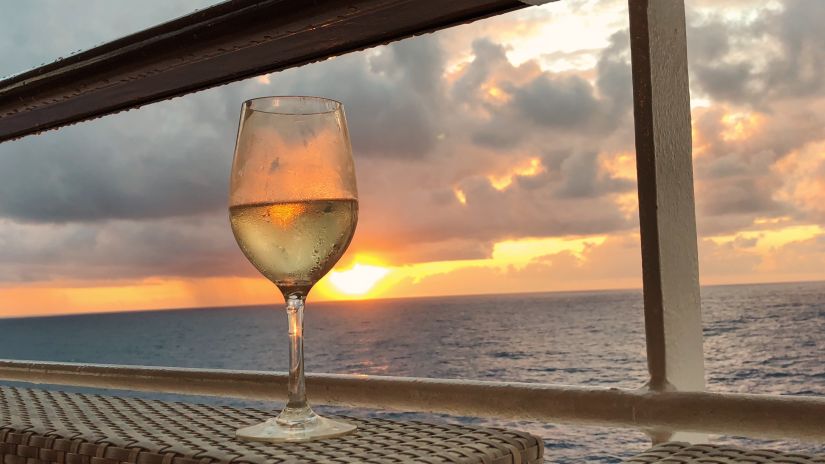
[236,416,357,443]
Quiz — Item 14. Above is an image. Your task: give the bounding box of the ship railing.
[0,360,824,443]
[1,0,823,446]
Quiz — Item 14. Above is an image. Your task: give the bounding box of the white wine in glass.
[229,97,358,442]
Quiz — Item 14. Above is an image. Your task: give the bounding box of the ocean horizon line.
[3,278,825,321]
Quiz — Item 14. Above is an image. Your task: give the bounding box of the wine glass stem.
[286,295,307,410]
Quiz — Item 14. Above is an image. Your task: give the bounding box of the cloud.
[382,234,643,298]
[772,141,825,225]
[0,213,248,283]
[693,62,756,105]
[596,31,633,119]
[3,0,825,298]
[511,74,599,127]
[0,1,643,286]
[551,151,634,199]
[687,0,825,105]
[698,232,825,284]
[685,1,825,236]
[460,32,633,152]
[0,6,638,227]
[690,97,825,234]
[265,37,446,160]
[452,39,516,104]
[0,101,235,223]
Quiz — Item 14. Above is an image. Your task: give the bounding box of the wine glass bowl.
[229,96,358,442]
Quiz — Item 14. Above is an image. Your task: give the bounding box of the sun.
[327,263,390,296]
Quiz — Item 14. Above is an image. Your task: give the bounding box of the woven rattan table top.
[627,442,825,464]
[0,386,542,464]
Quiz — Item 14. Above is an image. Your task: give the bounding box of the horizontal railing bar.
[0,0,529,143]
[1,359,824,442]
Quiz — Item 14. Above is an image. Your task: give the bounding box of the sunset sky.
[2,0,825,317]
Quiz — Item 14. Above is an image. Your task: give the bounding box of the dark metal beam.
[0,0,528,143]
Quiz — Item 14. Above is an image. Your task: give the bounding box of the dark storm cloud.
[470,127,522,150]
[0,213,247,282]
[699,176,784,217]
[687,0,825,104]
[438,182,629,239]
[693,62,755,105]
[9,0,825,285]
[690,95,825,235]
[511,75,599,128]
[551,151,634,199]
[335,30,640,249]
[506,29,632,133]
[370,34,446,100]
[683,1,825,235]
[0,109,233,222]
[764,1,825,98]
[351,152,635,251]
[0,0,647,283]
[452,39,511,103]
[0,19,634,230]
[0,35,446,223]
[687,20,730,62]
[687,18,757,105]
[596,31,633,120]
[0,0,246,225]
[267,36,445,159]
[465,31,633,152]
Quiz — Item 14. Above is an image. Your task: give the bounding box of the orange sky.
[5,221,825,318]
[3,0,825,318]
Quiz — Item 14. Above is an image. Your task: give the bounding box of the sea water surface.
[1,281,824,462]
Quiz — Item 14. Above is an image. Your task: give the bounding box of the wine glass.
[229,96,358,442]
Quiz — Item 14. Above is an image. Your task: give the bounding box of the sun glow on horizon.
[328,263,391,296]
[309,233,611,302]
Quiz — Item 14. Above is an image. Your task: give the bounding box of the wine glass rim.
[243,96,343,115]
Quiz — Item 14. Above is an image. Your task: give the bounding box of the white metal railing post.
[628,0,706,443]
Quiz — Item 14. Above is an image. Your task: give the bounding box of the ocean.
[1,281,824,462]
